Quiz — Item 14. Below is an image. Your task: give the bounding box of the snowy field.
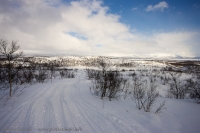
[0,67,200,133]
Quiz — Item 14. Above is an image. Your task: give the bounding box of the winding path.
[0,73,145,133]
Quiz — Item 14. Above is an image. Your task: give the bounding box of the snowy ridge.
[24,53,200,60]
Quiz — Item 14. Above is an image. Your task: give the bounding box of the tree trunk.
[9,78,12,97]
[8,58,12,97]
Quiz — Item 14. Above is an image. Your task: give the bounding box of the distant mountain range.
[24,53,200,60]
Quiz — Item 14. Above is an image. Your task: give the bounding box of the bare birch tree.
[0,39,23,97]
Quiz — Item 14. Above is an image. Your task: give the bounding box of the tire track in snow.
[73,78,138,133]
[63,77,124,133]
[22,84,55,133]
[75,89,133,133]
[62,79,96,133]
[43,83,63,133]
[74,80,131,133]
[67,83,99,133]
[58,82,78,128]
[74,77,147,133]
[59,87,69,128]
[70,86,117,133]
[55,79,94,133]
[0,83,53,133]
[71,82,128,133]
[0,110,22,133]
[22,101,35,133]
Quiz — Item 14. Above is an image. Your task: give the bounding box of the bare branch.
[155,100,166,114]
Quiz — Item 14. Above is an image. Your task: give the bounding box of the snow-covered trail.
[0,74,145,133]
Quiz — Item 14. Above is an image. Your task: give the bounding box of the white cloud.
[0,0,199,57]
[153,31,199,57]
[146,1,168,12]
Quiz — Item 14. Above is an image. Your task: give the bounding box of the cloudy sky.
[0,0,200,57]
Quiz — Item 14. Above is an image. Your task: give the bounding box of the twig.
[155,100,166,114]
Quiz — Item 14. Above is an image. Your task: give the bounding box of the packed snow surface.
[0,70,200,133]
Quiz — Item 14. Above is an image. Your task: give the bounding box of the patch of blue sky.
[45,0,60,7]
[67,32,88,40]
[103,0,200,33]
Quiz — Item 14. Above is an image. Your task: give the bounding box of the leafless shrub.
[132,77,147,110]
[86,69,99,80]
[107,70,123,101]
[0,66,9,90]
[21,68,35,84]
[48,60,56,83]
[132,77,160,112]
[87,59,126,101]
[155,100,166,114]
[186,77,200,103]
[128,72,136,78]
[97,58,110,73]
[35,68,47,83]
[59,69,75,79]
[122,79,131,99]
[160,73,169,85]
[143,83,159,112]
[166,72,186,99]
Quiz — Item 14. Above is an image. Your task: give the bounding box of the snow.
[0,69,200,133]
